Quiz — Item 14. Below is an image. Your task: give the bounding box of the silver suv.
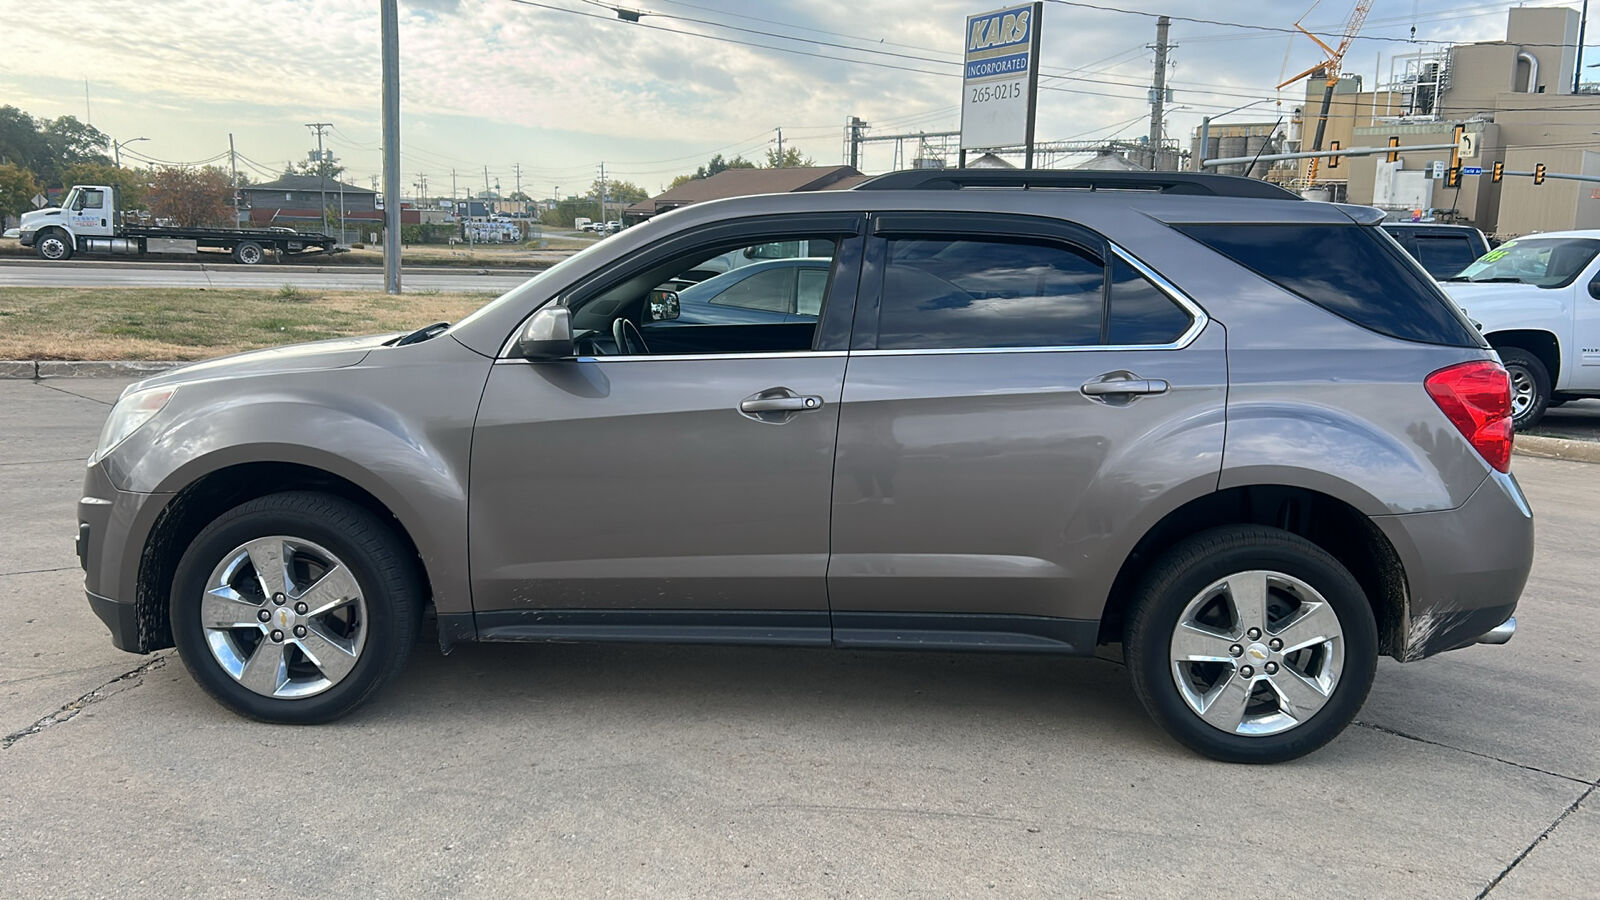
[78,171,1530,763]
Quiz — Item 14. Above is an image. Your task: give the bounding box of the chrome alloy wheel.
[200,536,368,699]
[1508,366,1536,418]
[1168,570,1345,736]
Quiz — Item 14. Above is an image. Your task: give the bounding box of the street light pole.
[112,137,148,168]
[1195,100,1277,171]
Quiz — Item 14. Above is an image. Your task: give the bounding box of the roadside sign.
[1462,166,1483,176]
[31,193,46,208]
[960,2,1044,152]
[1458,133,1479,159]
[1430,161,1446,180]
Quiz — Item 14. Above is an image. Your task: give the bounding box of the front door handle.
[739,388,825,423]
[741,396,823,413]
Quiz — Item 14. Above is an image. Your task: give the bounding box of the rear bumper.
[1373,470,1532,660]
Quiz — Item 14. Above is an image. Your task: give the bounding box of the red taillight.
[1425,360,1514,473]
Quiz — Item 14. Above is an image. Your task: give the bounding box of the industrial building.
[1192,7,1600,237]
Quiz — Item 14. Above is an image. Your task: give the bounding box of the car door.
[467,214,865,642]
[827,212,1228,647]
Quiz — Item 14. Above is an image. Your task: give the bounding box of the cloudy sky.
[0,0,1579,196]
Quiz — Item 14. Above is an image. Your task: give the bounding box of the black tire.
[169,491,422,723]
[232,240,265,265]
[35,228,72,261]
[1499,347,1551,431]
[1124,525,1378,764]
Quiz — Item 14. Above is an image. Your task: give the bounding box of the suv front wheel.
[169,491,422,723]
[1125,526,1378,763]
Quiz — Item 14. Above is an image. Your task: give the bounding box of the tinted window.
[796,267,829,317]
[879,238,1104,349]
[710,267,794,313]
[1176,223,1482,347]
[1107,256,1192,345]
[1412,234,1478,279]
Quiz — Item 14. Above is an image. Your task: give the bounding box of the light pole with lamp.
[112,137,148,168]
[1196,100,1277,171]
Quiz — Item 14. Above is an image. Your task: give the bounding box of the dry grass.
[0,286,495,360]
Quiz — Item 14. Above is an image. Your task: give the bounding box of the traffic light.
[1445,166,1461,188]
[1492,162,1504,183]
[1387,136,1400,163]
[1328,140,1341,169]
[1535,163,1547,185]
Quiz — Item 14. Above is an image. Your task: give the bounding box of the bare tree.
[146,166,232,227]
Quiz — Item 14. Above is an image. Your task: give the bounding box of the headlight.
[90,386,176,465]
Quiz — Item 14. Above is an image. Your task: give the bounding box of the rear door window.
[877,238,1105,349]
[1176,223,1483,347]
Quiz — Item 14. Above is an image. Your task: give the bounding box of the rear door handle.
[1081,377,1170,398]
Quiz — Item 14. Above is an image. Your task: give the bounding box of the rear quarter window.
[1175,223,1484,347]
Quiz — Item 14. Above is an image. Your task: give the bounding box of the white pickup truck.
[1442,230,1600,429]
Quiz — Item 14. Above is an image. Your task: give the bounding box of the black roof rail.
[851,169,1301,200]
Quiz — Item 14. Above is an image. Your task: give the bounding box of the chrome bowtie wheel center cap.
[273,606,299,632]
[1245,642,1271,664]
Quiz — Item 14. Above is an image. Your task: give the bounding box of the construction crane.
[1277,0,1375,184]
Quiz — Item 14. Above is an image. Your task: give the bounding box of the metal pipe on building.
[1518,51,1539,93]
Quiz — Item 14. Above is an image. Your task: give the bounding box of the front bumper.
[79,463,169,654]
[18,229,35,248]
[1373,469,1532,660]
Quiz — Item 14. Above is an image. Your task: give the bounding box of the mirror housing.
[512,306,574,360]
[1589,279,1600,301]
[648,289,680,322]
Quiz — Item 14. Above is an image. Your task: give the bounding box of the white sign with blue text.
[960,2,1042,151]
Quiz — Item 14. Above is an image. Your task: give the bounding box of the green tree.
[60,161,147,209]
[590,177,647,205]
[40,116,110,168]
[146,165,233,227]
[764,146,814,168]
[0,162,40,223]
[291,157,346,180]
[0,106,109,187]
[695,153,755,179]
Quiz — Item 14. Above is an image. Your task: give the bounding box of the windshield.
[445,234,620,335]
[58,188,78,211]
[1452,237,1600,288]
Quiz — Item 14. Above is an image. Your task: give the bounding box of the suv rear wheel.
[1125,526,1378,763]
[169,491,421,723]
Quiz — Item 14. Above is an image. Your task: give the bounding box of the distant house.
[624,165,866,225]
[240,174,378,212]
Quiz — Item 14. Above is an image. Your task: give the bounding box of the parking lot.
[1,377,1596,897]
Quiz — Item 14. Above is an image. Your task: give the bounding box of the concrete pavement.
[0,261,533,293]
[1,378,1595,897]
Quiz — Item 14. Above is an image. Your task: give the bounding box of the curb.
[1514,433,1600,464]
[0,360,183,379]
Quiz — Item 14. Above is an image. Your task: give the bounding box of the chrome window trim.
[495,350,847,365]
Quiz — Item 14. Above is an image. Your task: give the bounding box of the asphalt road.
[2,378,1596,897]
[0,261,532,293]
[1529,398,1600,441]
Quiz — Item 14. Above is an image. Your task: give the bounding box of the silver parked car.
[78,170,1529,763]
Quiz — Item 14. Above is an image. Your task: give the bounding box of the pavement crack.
[32,381,113,406]
[1476,781,1597,898]
[1352,720,1591,785]
[0,566,79,577]
[2,653,169,750]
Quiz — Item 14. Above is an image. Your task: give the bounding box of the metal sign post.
[959,2,1043,167]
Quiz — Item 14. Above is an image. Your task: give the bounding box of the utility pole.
[597,161,608,226]
[775,128,784,167]
[512,162,522,197]
[305,122,333,237]
[228,133,239,224]
[1577,0,1590,93]
[1147,16,1171,171]
[382,0,400,293]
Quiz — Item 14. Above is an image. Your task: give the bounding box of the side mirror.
[513,306,574,360]
[648,289,680,322]
[1589,279,1600,301]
